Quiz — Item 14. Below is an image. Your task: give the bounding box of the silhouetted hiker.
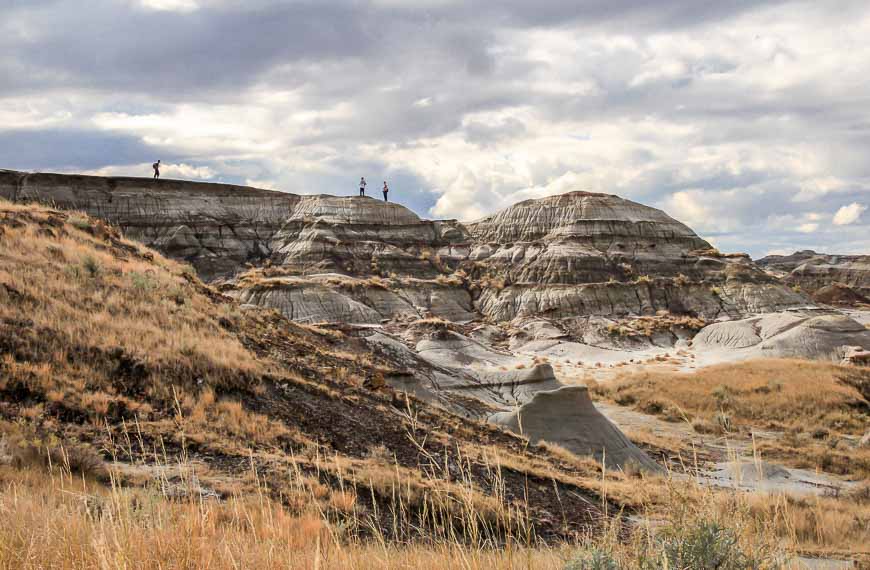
[153,160,161,180]
[359,177,367,197]
[382,181,389,202]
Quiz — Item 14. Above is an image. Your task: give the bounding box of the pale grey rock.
[842,346,870,367]
[475,281,790,323]
[490,386,661,472]
[693,311,870,362]
[232,276,475,324]
[232,283,383,324]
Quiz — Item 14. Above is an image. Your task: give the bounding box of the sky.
[2,0,870,257]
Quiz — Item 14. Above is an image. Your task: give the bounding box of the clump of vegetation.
[673,273,691,286]
[606,315,706,339]
[68,213,92,231]
[479,275,507,290]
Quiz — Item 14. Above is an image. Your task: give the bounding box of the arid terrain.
[1,171,868,568]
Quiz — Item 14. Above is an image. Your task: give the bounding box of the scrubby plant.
[68,213,91,231]
[565,549,619,570]
[82,255,102,278]
[130,271,157,291]
[642,519,773,570]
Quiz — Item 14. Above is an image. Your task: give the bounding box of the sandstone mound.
[468,191,707,246]
[812,283,870,307]
[490,386,661,472]
[693,312,870,362]
[289,195,422,226]
[466,191,718,286]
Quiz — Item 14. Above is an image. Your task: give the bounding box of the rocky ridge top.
[0,169,805,323]
[757,250,870,298]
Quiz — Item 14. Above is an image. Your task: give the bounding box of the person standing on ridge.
[382,181,389,202]
[153,160,161,180]
[359,177,367,197]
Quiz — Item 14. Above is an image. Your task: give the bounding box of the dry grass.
[600,359,870,477]
[739,486,870,558]
[0,419,867,566]
[0,203,267,406]
[606,315,706,338]
[6,454,863,569]
[0,458,753,569]
[604,359,869,434]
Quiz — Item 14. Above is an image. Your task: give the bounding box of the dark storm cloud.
[1,0,792,97]
[4,1,375,94]
[0,128,179,171]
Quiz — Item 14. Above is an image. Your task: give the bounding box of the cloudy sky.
[2,0,870,257]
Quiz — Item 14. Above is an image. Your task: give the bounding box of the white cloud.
[138,0,199,12]
[833,202,867,226]
[797,223,819,233]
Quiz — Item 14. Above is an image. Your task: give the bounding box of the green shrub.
[82,256,102,278]
[565,549,619,570]
[130,272,156,291]
[644,520,772,570]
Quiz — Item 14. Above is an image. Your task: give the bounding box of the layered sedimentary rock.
[0,170,466,281]
[2,169,814,325]
[757,250,870,298]
[468,191,712,284]
[3,169,847,471]
[0,170,298,280]
[692,311,870,364]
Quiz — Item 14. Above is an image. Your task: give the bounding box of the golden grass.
[1,418,868,567]
[4,454,865,569]
[599,359,870,478]
[0,205,267,402]
[604,359,869,434]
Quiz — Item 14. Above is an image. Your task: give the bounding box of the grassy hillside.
[0,199,620,539]
[1,199,868,567]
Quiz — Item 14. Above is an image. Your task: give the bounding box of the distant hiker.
[382,181,389,202]
[153,160,161,180]
[359,177,367,197]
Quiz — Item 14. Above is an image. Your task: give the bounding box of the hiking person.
[359,177,367,197]
[153,160,161,180]
[382,181,389,202]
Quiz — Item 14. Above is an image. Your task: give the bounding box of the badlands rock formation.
[692,311,870,365]
[490,386,661,471]
[5,169,869,469]
[757,250,870,299]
